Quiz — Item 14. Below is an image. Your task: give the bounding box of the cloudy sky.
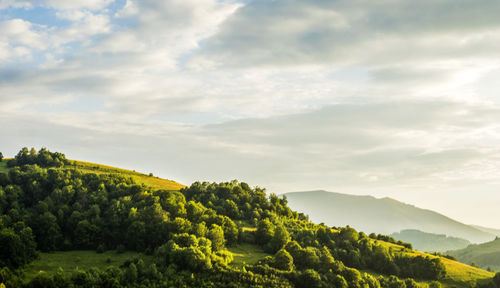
[1,0,500,228]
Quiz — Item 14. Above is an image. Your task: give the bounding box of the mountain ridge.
[282,190,495,243]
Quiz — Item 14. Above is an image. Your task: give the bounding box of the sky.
[1,0,500,228]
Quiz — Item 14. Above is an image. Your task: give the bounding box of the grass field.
[0,160,9,173]
[228,244,270,268]
[67,160,185,191]
[23,250,153,281]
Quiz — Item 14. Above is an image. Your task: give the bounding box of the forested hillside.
[0,148,498,288]
[391,230,470,253]
[448,238,500,271]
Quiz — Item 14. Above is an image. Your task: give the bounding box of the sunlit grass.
[67,160,186,191]
[0,158,185,191]
[23,250,153,282]
[227,243,270,268]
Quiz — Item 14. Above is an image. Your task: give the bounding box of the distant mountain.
[390,229,470,252]
[282,190,495,243]
[470,225,500,237]
[448,237,500,271]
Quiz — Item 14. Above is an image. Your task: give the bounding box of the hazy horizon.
[2,1,500,229]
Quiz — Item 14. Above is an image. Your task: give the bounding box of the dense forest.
[0,148,498,288]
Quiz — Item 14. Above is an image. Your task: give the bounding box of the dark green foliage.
[182,181,294,221]
[0,223,37,269]
[429,281,442,288]
[9,147,68,168]
[0,152,3,162]
[97,244,106,253]
[268,224,290,253]
[394,255,446,280]
[256,219,274,246]
[493,272,500,288]
[208,224,225,252]
[273,249,293,271]
[294,269,322,288]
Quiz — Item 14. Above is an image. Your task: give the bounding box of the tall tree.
[208,224,225,252]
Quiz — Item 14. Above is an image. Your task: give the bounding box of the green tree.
[256,219,274,246]
[74,220,98,249]
[492,273,500,288]
[0,152,3,162]
[274,249,293,271]
[123,263,138,284]
[268,224,290,253]
[333,275,348,288]
[208,224,225,252]
[340,226,359,242]
[31,211,62,251]
[0,226,37,269]
[296,269,322,288]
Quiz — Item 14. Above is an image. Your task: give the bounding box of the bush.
[429,281,442,288]
[97,244,106,254]
[116,245,126,254]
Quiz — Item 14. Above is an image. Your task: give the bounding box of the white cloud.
[0,0,32,9]
[198,0,500,68]
[54,12,111,43]
[0,19,47,62]
[3,0,500,227]
[114,0,138,18]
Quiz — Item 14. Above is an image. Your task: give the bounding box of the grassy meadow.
[227,243,271,268]
[23,250,153,282]
[67,160,186,191]
[0,158,185,191]
[0,160,9,173]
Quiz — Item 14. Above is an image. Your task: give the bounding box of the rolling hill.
[66,160,186,191]
[471,225,500,237]
[448,238,500,271]
[391,229,470,252]
[0,148,497,288]
[283,190,495,243]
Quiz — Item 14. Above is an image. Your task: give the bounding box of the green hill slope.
[0,157,185,191]
[283,190,495,243]
[448,238,500,271]
[0,148,497,288]
[67,160,186,191]
[391,229,470,252]
[373,239,494,287]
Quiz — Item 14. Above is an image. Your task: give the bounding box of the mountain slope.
[283,190,495,243]
[471,225,500,237]
[391,229,470,252]
[448,238,500,271]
